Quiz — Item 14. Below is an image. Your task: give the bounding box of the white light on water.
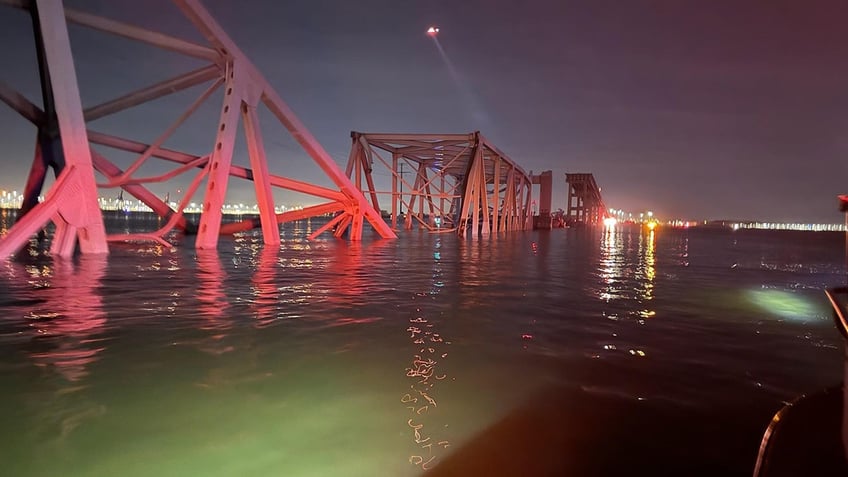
[746,289,824,323]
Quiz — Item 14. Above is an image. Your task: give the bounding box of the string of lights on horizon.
[1,189,844,232]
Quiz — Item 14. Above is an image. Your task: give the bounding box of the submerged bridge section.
[565,173,607,225]
[347,132,536,237]
[0,0,394,260]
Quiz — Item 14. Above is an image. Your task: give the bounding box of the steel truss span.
[565,173,607,226]
[348,131,536,238]
[0,0,395,259]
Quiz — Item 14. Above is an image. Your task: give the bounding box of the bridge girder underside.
[348,132,534,237]
[565,173,607,225]
[0,0,395,260]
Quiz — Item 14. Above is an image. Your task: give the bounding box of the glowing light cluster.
[732,222,845,232]
[0,190,22,209]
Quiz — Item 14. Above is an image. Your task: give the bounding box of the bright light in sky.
[427,26,439,36]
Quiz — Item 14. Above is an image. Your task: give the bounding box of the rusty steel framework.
[347,132,534,237]
[565,173,607,225]
[0,0,395,259]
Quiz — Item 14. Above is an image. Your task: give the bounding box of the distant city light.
[0,190,304,216]
[0,189,843,232]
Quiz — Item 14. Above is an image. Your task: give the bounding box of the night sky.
[1,0,847,223]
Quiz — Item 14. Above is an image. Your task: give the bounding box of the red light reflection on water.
[251,245,280,328]
[327,241,368,301]
[326,240,391,302]
[194,251,233,355]
[25,256,108,382]
[300,241,393,329]
[196,250,228,323]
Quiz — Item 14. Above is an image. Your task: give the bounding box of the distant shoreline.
[1,206,843,233]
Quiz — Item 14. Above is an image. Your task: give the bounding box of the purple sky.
[1,0,847,222]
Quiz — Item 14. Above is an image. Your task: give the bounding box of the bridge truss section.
[0,0,395,260]
[348,132,534,237]
[565,173,607,225]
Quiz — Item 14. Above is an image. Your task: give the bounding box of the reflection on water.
[327,241,373,305]
[0,221,845,476]
[0,208,10,236]
[638,229,657,318]
[195,250,233,355]
[195,250,229,324]
[24,256,108,383]
[596,226,656,320]
[250,245,280,328]
[0,255,111,460]
[404,237,451,471]
[598,226,623,303]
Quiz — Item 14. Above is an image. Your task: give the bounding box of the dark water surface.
[0,218,845,476]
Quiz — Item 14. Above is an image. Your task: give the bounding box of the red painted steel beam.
[35,0,107,255]
[83,64,220,121]
[89,149,191,231]
[2,0,400,254]
[63,7,219,61]
[0,81,45,124]
[87,131,347,202]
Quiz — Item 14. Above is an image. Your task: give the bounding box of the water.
[0,215,845,476]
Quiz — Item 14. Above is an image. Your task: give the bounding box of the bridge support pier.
[532,171,553,230]
[565,173,607,226]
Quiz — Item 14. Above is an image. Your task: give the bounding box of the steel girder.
[565,173,607,225]
[0,0,395,259]
[348,131,534,237]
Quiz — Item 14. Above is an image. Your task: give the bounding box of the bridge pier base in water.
[532,171,553,230]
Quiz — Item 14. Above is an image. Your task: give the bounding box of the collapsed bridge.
[0,0,587,260]
[0,0,395,260]
[348,132,544,237]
